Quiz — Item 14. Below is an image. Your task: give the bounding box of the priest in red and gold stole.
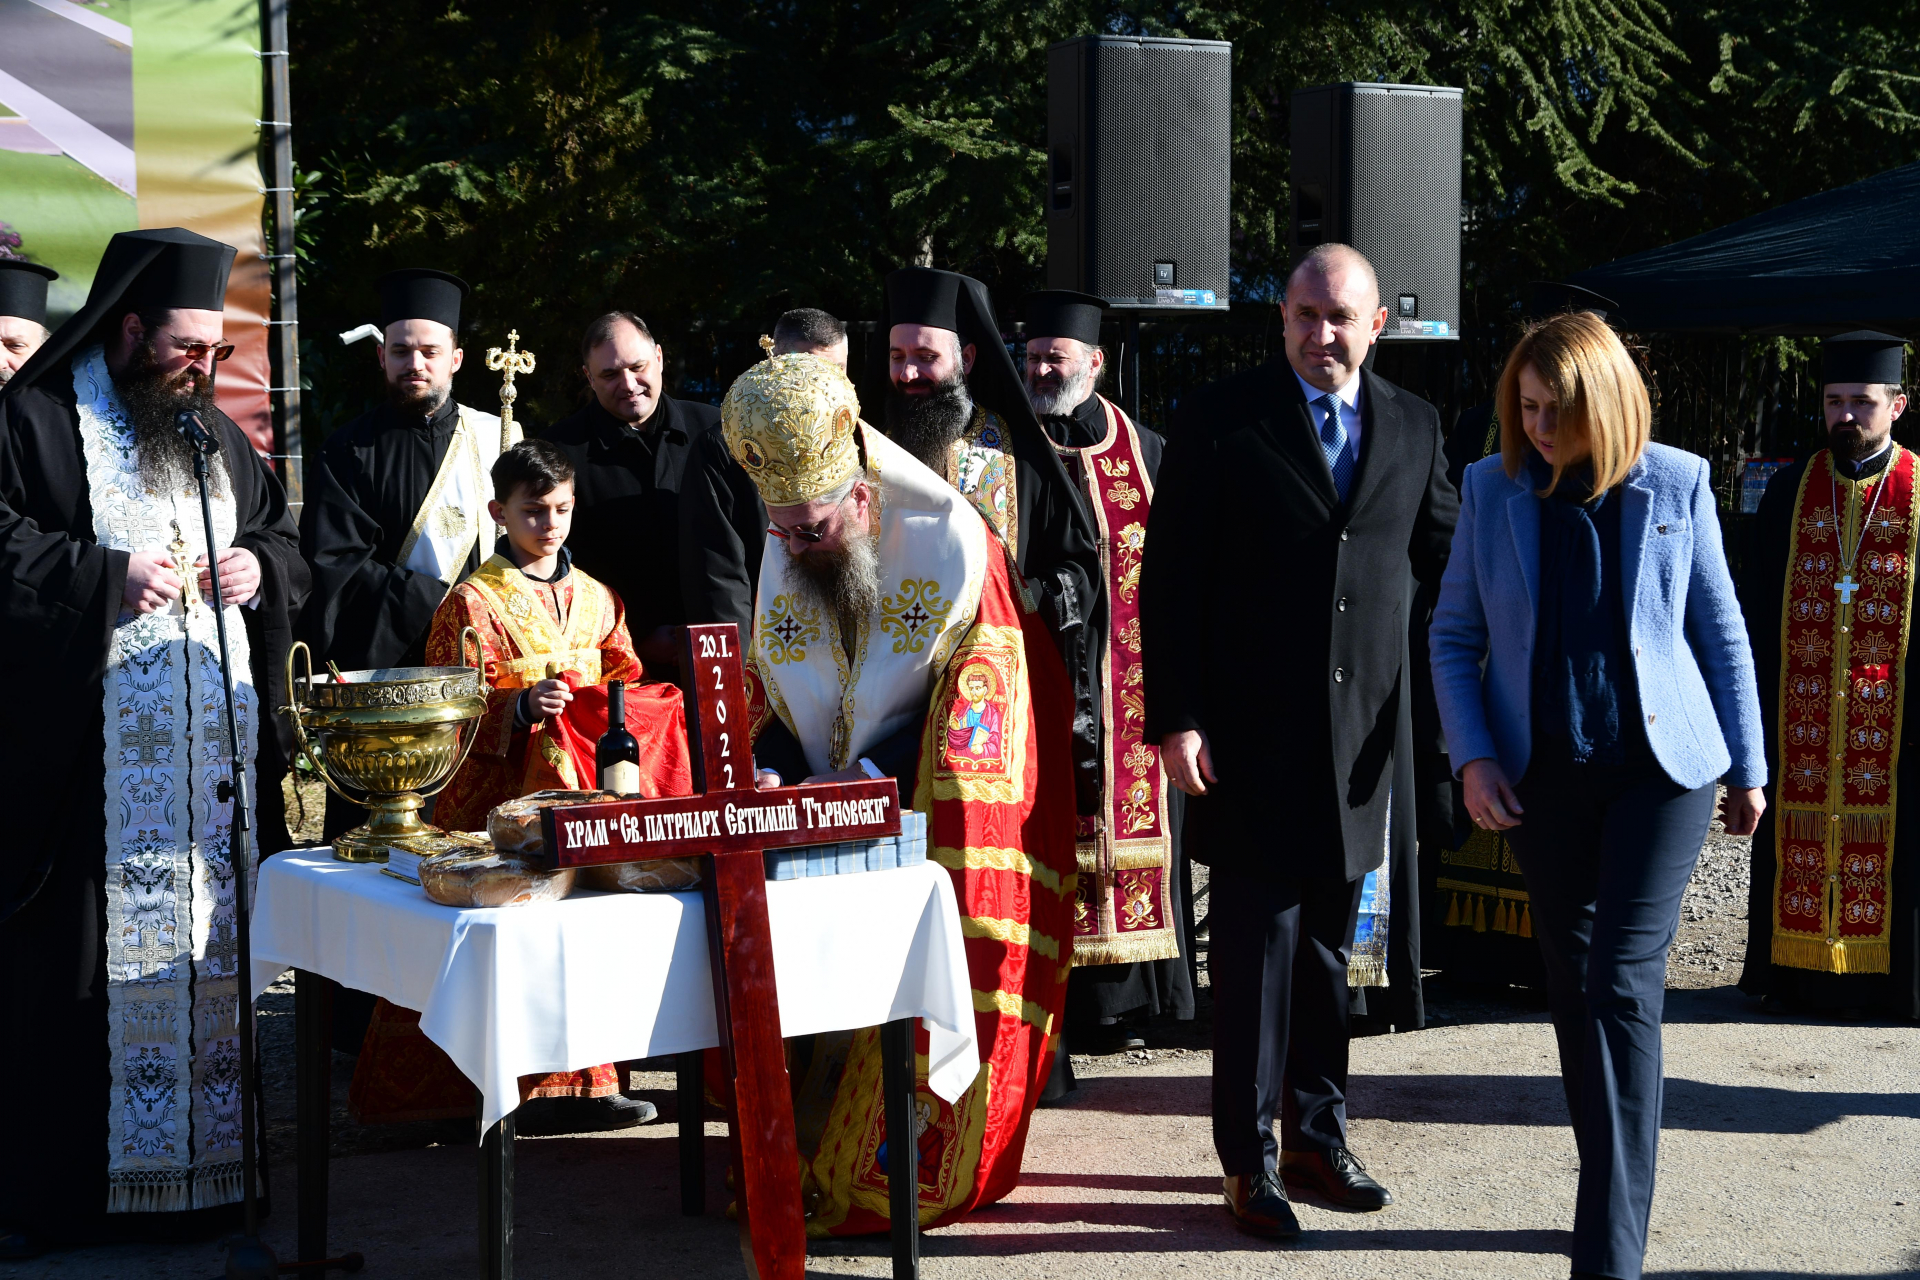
[351,439,693,1134]
[1741,331,1920,1020]
[721,349,1077,1234]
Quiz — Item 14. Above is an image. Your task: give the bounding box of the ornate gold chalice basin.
[283,630,488,862]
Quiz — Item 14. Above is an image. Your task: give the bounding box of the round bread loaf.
[488,789,622,858]
[418,848,577,908]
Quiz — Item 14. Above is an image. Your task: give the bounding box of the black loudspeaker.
[1290,82,1462,340]
[1046,35,1231,312]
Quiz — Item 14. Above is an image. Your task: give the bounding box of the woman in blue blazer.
[1429,312,1766,1280]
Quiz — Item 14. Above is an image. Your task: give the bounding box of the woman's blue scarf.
[1530,453,1630,765]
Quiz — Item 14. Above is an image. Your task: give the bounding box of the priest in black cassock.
[0,228,307,1253]
[0,259,57,386]
[882,267,1104,814]
[299,269,513,846]
[1018,291,1193,1087]
[1739,331,1920,1020]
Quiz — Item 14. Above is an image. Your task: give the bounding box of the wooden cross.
[539,623,904,1280]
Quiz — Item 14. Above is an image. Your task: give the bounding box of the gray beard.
[885,374,973,473]
[787,515,882,657]
[1026,364,1095,417]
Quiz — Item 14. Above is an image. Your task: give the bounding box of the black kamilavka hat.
[1021,290,1108,346]
[1821,330,1907,386]
[0,260,58,325]
[376,268,469,333]
[4,227,236,393]
[885,268,965,332]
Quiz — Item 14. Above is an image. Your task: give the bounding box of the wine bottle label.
[602,760,640,795]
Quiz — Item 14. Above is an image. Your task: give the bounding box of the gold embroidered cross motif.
[1106,479,1142,511]
[760,594,822,664]
[1798,506,1837,539]
[880,578,952,654]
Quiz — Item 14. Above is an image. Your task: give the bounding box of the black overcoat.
[1139,360,1457,881]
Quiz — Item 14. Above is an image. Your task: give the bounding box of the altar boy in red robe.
[350,440,692,1133]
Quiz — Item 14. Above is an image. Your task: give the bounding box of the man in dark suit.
[1140,243,1458,1237]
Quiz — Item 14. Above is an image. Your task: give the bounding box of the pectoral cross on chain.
[1836,574,1861,605]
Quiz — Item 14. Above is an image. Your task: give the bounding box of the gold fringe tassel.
[1473,895,1488,932]
[1520,904,1533,938]
[1346,957,1389,988]
[1493,899,1510,933]
[1773,933,1892,975]
[1445,893,1461,927]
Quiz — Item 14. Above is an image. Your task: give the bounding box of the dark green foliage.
[288,1,1920,436]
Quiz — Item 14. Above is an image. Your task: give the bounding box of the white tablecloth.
[251,856,979,1132]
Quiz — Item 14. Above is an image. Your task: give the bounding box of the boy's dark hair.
[492,438,575,504]
[772,307,846,352]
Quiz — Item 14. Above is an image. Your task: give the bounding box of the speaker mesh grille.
[1347,88,1461,334]
[1052,38,1231,308]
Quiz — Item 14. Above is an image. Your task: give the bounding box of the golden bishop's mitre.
[721,351,862,507]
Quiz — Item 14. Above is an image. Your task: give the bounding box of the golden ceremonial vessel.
[283,629,488,862]
[485,330,536,539]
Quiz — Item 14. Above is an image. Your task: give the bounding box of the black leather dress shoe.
[1223,1170,1301,1239]
[516,1093,657,1135]
[1280,1146,1393,1209]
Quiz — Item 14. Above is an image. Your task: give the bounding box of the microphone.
[176,409,220,455]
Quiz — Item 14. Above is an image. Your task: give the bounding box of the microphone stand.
[179,412,277,1280]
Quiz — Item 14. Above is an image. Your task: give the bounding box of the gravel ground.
[1666,797,1755,990]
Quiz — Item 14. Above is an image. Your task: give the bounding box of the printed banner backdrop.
[0,0,271,452]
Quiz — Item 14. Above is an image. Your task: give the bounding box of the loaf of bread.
[418,848,577,908]
[580,857,703,894]
[487,790,623,858]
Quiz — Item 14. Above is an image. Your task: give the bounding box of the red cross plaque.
[536,624,901,1280]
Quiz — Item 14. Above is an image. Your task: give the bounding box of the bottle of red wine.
[597,679,640,795]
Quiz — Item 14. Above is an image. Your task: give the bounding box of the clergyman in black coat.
[1139,244,1458,1236]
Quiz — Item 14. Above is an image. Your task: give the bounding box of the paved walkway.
[8,983,1914,1279]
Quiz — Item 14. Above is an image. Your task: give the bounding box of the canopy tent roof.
[1569,162,1920,336]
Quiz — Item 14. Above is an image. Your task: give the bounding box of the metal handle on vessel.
[281,639,368,805]
[413,626,485,800]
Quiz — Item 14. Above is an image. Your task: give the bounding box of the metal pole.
[183,417,277,1280]
[262,0,302,513]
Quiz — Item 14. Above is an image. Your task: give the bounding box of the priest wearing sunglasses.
[0,228,308,1252]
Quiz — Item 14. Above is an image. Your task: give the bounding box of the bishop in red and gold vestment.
[1741,331,1920,1019]
[722,350,1077,1234]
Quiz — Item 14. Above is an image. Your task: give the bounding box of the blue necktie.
[1316,392,1354,502]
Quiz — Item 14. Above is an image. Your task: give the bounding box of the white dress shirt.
[1293,366,1365,458]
